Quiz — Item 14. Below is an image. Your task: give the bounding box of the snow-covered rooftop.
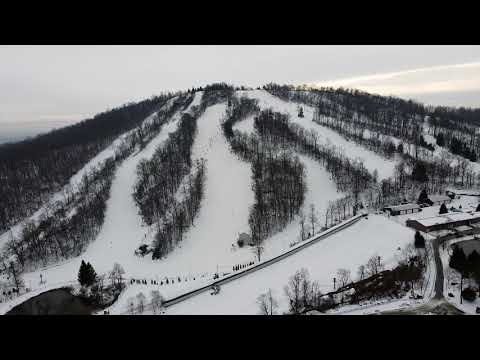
[414,211,480,227]
[386,203,420,212]
[428,195,451,203]
[446,188,480,196]
[454,225,473,232]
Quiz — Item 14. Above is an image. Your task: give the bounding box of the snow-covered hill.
[2,88,466,315]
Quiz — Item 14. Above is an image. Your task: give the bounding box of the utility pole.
[460,273,463,305]
[333,277,336,291]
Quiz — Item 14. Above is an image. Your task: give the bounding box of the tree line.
[0,95,195,280]
[222,97,306,245]
[253,108,373,210]
[263,84,480,209]
[133,97,200,227]
[0,90,190,235]
[264,83,480,167]
[134,85,236,259]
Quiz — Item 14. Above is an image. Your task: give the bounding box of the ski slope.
[16,96,258,300]
[240,90,398,181]
[16,94,202,292]
[231,101,344,255]
[154,215,415,314]
[0,97,181,250]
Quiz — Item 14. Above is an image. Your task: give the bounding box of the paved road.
[430,231,478,300]
[431,237,444,300]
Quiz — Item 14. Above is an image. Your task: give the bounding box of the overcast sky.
[1,45,480,140]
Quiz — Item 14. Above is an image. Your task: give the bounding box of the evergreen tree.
[78,260,89,287]
[298,106,304,118]
[439,203,448,214]
[397,143,404,154]
[84,262,97,287]
[449,245,467,274]
[467,250,480,275]
[436,133,445,147]
[414,231,425,248]
[412,162,428,183]
[417,189,430,205]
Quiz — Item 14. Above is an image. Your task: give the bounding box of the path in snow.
[239,90,397,181]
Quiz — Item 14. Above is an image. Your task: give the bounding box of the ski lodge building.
[383,203,422,216]
[406,212,480,234]
[426,194,452,206]
[446,188,480,198]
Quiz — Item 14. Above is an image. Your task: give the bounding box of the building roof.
[427,229,455,238]
[386,203,420,212]
[238,232,251,240]
[413,211,480,228]
[455,225,473,232]
[446,188,480,196]
[428,195,451,203]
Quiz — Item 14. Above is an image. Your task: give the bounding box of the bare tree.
[357,265,366,281]
[127,297,136,315]
[336,268,351,288]
[299,210,307,241]
[256,288,278,315]
[397,243,417,266]
[366,254,384,277]
[309,204,318,236]
[150,290,164,314]
[108,262,125,289]
[284,268,309,314]
[7,261,24,294]
[136,292,146,314]
[252,237,265,262]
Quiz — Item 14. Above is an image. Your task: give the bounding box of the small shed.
[237,232,253,246]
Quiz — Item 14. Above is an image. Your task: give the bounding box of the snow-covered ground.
[0,117,149,250]
[230,96,345,256]
[422,122,480,174]
[128,215,414,315]
[261,154,344,256]
[240,90,398,181]
[0,97,184,250]
[1,95,201,304]
[2,91,433,315]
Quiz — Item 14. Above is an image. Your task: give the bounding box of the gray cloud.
[1,45,479,129]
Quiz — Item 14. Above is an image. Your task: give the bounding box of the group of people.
[0,287,22,302]
[129,275,200,287]
[232,261,254,272]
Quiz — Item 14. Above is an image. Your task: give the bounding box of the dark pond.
[6,288,95,315]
